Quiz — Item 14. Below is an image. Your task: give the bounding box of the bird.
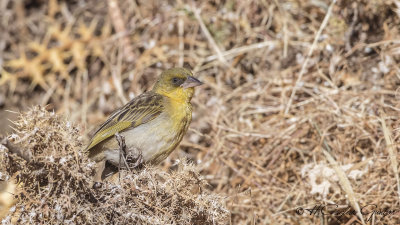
[86,68,203,182]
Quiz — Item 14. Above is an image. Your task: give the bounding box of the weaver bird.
[86,68,202,181]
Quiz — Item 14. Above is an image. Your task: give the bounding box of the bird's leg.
[93,160,105,188]
[94,160,105,182]
[115,132,131,184]
[92,133,144,188]
[115,132,143,172]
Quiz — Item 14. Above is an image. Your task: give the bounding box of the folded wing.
[86,92,164,151]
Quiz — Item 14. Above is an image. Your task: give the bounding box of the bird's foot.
[92,182,103,189]
[125,148,143,169]
[115,132,143,171]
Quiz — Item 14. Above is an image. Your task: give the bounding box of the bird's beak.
[180,76,203,89]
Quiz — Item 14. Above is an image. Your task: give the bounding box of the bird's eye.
[172,77,183,85]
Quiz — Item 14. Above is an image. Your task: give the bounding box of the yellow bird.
[86,68,203,181]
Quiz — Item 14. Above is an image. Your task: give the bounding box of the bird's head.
[152,68,203,102]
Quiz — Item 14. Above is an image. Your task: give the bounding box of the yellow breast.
[164,97,192,131]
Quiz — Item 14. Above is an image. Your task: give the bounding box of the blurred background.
[1,0,400,224]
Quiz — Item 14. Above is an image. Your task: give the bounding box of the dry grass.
[1,0,400,224]
[0,107,228,224]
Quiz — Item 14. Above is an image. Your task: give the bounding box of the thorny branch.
[1,137,32,162]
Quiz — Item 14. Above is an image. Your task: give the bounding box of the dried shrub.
[0,107,228,224]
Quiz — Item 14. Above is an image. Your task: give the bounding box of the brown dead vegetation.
[1,0,400,224]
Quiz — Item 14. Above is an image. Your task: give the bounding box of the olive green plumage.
[86,92,164,153]
[86,68,202,180]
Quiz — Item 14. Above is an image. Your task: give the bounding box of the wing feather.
[86,92,164,151]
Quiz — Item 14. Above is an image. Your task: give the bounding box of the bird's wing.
[86,92,164,151]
